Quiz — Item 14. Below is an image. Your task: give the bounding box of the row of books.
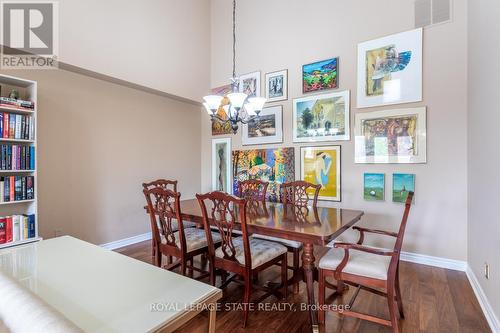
[0,113,34,140]
[0,145,35,170]
[0,97,35,110]
[0,176,34,202]
[0,214,36,244]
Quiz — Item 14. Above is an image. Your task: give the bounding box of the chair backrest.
[143,187,187,253]
[393,191,414,255]
[196,191,251,268]
[281,181,321,207]
[142,179,178,192]
[237,179,269,203]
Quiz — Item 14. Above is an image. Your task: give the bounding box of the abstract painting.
[242,105,283,145]
[364,173,385,201]
[392,173,415,203]
[357,28,422,108]
[239,71,261,98]
[265,69,288,102]
[302,57,338,93]
[355,107,426,164]
[212,138,231,194]
[301,146,341,201]
[233,148,294,202]
[210,84,232,135]
[293,90,350,143]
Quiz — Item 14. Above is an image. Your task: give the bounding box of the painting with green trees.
[293,91,350,142]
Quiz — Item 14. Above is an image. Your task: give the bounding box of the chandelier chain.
[232,0,236,80]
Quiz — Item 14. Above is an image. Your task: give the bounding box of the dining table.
[179,198,364,333]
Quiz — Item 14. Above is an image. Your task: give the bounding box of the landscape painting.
[212,138,231,194]
[242,105,283,145]
[233,147,294,202]
[392,173,415,203]
[239,71,261,98]
[265,69,288,102]
[354,107,426,164]
[303,57,338,93]
[210,84,232,135]
[301,146,341,201]
[293,90,350,142]
[357,28,422,108]
[364,173,385,201]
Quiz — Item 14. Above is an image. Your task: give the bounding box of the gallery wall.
[0,68,202,245]
[468,0,500,323]
[202,0,468,260]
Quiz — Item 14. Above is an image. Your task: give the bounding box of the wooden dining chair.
[318,192,414,333]
[144,186,222,279]
[237,179,268,202]
[196,191,288,328]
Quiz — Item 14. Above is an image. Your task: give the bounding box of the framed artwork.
[293,90,350,143]
[300,146,341,202]
[242,105,283,146]
[233,147,295,202]
[265,69,288,102]
[239,71,261,97]
[210,84,232,135]
[212,138,232,194]
[364,173,385,201]
[357,28,423,108]
[354,107,426,164]
[302,57,338,93]
[392,173,415,203]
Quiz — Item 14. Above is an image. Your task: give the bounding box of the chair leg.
[155,248,162,268]
[293,249,300,294]
[395,266,405,318]
[167,255,173,265]
[242,274,252,328]
[181,260,187,276]
[318,269,326,324]
[188,258,194,278]
[209,262,216,286]
[387,286,400,333]
[281,254,288,300]
[151,240,156,257]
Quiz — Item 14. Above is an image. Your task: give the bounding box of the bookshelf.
[0,74,40,249]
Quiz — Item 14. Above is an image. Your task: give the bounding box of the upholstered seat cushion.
[251,234,302,249]
[161,228,221,252]
[319,247,391,280]
[160,220,196,232]
[210,226,242,235]
[215,237,287,269]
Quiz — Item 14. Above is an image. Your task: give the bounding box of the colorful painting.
[265,69,288,102]
[242,105,283,145]
[302,57,338,93]
[293,90,350,143]
[364,173,385,201]
[357,28,422,108]
[239,71,261,98]
[392,173,415,203]
[355,107,426,164]
[212,138,232,194]
[233,148,295,202]
[210,84,232,136]
[301,146,341,202]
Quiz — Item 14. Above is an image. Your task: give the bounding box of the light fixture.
[201,0,266,134]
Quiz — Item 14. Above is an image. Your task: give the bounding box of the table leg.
[302,242,319,333]
[208,304,216,333]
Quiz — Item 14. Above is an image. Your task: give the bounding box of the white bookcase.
[0,74,40,249]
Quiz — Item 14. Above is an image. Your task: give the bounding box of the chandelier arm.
[211,115,231,124]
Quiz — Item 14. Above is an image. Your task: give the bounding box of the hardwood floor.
[116,241,491,333]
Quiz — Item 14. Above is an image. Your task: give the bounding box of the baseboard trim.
[400,251,467,271]
[466,266,500,333]
[100,232,152,251]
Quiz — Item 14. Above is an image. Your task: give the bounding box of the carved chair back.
[393,191,414,258]
[142,179,178,192]
[196,191,251,268]
[237,179,269,203]
[143,187,187,253]
[281,181,321,207]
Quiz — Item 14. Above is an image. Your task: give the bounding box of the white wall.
[468,0,500,322]
[203,0,468,260]
[58,0,210,102]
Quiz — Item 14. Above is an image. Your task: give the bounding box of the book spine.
[26,176,34,199]
[21,176,26,200]
[28,215,35,238]
[30,146,35,169]
[17,146,21,170]
[0,178,3,203]
[29,116,34,140]
[11,145,16,170]
[23,216,28,239]
[6,216,12,243]
[0,218,5,244]
[9,176,14,201]
[4,177,9,202]
[14,176,21,201]
[3,113,8,138]
[13,216,19,241]
[9,115,15,138]
[15,115,21,139]
[0,113,3,139]
[21,116,25,140]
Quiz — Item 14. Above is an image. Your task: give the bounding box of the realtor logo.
[0,1,58,69]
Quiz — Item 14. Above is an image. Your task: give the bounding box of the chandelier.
[202,0,266,134]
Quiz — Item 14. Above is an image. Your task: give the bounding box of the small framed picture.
[265,69,288,102]
[239,71,261,97]
[212,138,232,194]
[242,105,283,145]
[302,57,339,93]
[364,173,385,201]
[392,173,415,203]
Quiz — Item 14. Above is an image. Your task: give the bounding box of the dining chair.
[318,192,414,333]
[142,179,196,259]
[144,186,222,279]
[196,191,288,328]
[238,179,268,202]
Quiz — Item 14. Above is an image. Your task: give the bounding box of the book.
[0,179,3,203]
[12,216,20,241]
[9,115,15,138]
[15,115,21,139]
[26,176,34,199]
[9,176,14,201]
[30,146,35,169]
[28,215,35,238]
[3,113,8,138]
[3,177,8,202]
[5,216,12,243]
[0,218,5,244]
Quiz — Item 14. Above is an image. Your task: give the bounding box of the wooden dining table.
[179,198,364,333]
